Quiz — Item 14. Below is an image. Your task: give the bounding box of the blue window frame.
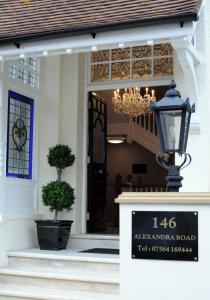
[6,90,34,179]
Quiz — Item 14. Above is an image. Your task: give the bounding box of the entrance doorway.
[87,86,168,234]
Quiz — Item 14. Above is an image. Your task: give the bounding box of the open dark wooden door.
[87,92,107,233]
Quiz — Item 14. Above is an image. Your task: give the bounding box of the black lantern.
[151,80,194,154]
[150,80,194,192]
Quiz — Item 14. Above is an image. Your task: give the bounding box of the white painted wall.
[174,50,208,192]
[0,214,38,266]
[0,62,41,265]
[0,52,86,264]
[120,201,210,300]
[0,70,40,213]
[58,53,87,233]
[202,0,210,192]
[37,55,61,219]
[172,2,209,192]
[75,54,87,233]
[37,53,87,233]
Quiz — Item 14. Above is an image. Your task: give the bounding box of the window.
[8,57,39,89]
[6,90,34,179]
[90,43,173,83]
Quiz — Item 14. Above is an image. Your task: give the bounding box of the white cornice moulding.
[0,22,194,59]
[115,192,210,204]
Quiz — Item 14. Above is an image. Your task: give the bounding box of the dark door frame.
[87,92,107,233]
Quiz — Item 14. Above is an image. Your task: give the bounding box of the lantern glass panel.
[159,110,182,152]
[182,110,191,152]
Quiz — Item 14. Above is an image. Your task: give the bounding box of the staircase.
[0,235,120,300]
[132,113,160,154]
[108,112,160,154]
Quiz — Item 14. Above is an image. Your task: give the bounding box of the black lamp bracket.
[156,152,191,192]
[156,152,192,171]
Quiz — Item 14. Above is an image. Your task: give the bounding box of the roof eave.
[0,12,198,46]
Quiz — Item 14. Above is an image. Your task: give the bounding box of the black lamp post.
[150,80,195,192]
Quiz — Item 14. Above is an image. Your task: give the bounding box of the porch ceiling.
[0,0,200,45]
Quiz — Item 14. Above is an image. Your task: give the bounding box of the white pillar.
[117,192,210,300]
[37,55,61,218]
[0,144,3,176]
[0,80,4,176]
[0,79,6,213]
[59,53,87,233]
[0,132,3,177]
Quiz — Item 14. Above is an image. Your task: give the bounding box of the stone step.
[8,248,119,273]
[0,267,119,294]
[0,284,119,300]
[68,234,119,250]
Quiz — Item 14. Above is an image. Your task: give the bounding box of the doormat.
[79,248,119,255]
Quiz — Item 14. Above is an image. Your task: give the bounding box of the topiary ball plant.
[47,144,75,181]
[37,144,75,250]
[42,181,75,221]
[42,144,76,221]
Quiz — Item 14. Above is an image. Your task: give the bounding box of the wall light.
[147,40,154,45]
[118,43,125,48]
[66,48,72,54]
[43,51,48,56]
[19,53,25,59]
[91,46,98,52]
[107,135,126,144]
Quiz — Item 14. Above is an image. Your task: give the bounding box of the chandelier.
[112,87,156,117]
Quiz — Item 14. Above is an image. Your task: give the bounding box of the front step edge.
[0,284,120,300]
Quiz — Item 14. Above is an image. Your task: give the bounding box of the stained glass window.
[6,91,34,179]
[91,63,109,82]
[132,60,152,79]
[111,62,130,80]
[91,50,109,63]
[90,43,173,83]
[8,57,39,89]
[154,57,173,77]
[111,48,130,60]
[132,46,152,58]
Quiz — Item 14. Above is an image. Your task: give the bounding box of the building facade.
[0,0,208,264]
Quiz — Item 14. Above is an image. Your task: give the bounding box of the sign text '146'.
[152,217,176,229]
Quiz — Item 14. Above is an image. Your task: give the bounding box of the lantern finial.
[165,80,181,98]
[169,80,176,89]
